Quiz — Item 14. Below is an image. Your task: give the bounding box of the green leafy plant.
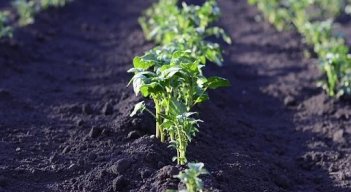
[13,0,72,27]
[249,0,351,98]
[139,0,231,66]
[13,0,37,26]
[0,11,13,38]
[0,0,73,40]
[170,162,208,192]
[139,0,221,44]
[248,0,291,31]
[129,48,229,164]
[129,0,231,165]
[40,0,71,9]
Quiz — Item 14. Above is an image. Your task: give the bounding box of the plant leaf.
[206,76,230,89]
[130,101,146,117]
[133,56,154,70]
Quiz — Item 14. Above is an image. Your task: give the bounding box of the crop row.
[129,0,230,165]
[128,0,230,191]
[0,0,71,38]
[249,0,351,98]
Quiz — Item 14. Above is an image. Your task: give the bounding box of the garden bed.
[0,0,351,191]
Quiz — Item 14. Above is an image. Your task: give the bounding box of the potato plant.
[0,11,13,38]
[129,47,229,164]
[13,0,72,26]
[129,0,230,165]
[139,0,231,66]
[249,0,351,98]
[169,162,208,192]
[40,0,71,9]
[13,0,37,26]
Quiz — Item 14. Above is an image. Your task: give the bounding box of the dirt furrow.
[0,0,351,192]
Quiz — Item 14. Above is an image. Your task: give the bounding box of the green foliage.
[40,0,70,9]
[13,0,71,26]
[250,0,351,98]
[0,11,13,38]
[129,48,229,164]
[139,0,231,66]
[173,162,208,192]
[248,0,291,31]
[13,0,37,26]
[129,0,230,165]
[0,0,73,40]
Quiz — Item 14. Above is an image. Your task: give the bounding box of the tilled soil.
[0,0,351,192]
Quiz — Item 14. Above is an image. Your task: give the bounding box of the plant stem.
[176,123,186,165]
[154,100,165,142]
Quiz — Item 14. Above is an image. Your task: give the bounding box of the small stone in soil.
[89,127,102,138]
[112,176,127,191]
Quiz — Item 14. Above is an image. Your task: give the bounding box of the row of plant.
[129,0,230,191]
[129,0,230,165]
[249,0,351,98]
[0,0,72,38]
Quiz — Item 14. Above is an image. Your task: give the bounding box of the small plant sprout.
[13,0,37,26]
[139,0,231,66]
[40,0,71,9]
[0,11,13,38]
[174,162,208,192]
[13,0,72,27]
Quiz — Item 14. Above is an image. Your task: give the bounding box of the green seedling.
[13,0,37,26]
[250,0,351,98]
[129,0,230,165]
[40,0,70,9]
[13,0,71,27]
[129,48,229,164]
[0,11,13,38]
[139,0,231,66]
[172,162,208,192]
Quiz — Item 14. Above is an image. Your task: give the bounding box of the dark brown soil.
[0,0,351,192]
